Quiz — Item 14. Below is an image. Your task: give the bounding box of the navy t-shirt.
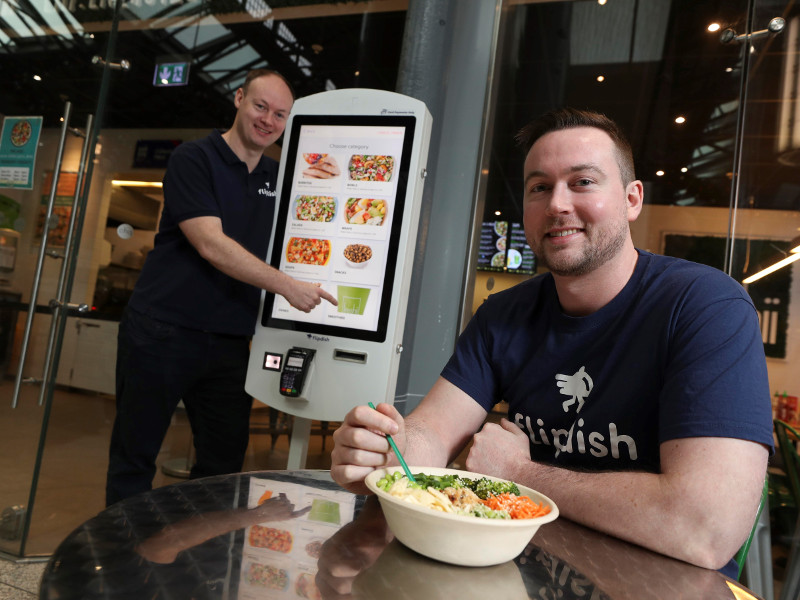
[128,130,278,336]
[442,251,773,578]
[443,250,774,471]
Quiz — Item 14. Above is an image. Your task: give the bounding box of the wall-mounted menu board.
[477,220,536,274]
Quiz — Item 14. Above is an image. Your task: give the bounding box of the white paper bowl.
[364,466,559,567]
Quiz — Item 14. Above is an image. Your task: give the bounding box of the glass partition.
[0,0,407,558]
[474,0,798,595]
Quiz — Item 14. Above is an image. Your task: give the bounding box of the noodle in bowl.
[365,466,559,567]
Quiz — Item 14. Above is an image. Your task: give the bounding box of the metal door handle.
[91,55,131,71]
[38,116,95,406]
[11,102,73,409]
[721,17,785,44]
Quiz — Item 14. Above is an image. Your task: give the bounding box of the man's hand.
[282,279,337,312]
[465,418,531,479]
[330,403,405,495]
[250,492,311,523]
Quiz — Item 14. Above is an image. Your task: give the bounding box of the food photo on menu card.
[239,479,356,600]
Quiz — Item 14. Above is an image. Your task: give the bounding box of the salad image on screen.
[348,155,394,181]
[286,237,332,265]
[344,198,386,226]
[294,195,337,222]
[244,563,289,589]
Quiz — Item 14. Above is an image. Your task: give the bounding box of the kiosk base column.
[287,416,311,469]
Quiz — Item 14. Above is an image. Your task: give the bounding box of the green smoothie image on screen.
[337,286,370,315]
[309,499,341,524]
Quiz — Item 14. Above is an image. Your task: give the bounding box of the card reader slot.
[333,349,368,364]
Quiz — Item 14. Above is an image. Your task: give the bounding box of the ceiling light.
[112,180,163,188]
[598,0,607,5]
[494,211,501,216]
[354,70,360,76]
[708,23,721,32]
[726,67,734,72]
[681,167,688,173]
[33,74,41,81]
[742,238,800,284]
[743,250,800,284]
[656,170,665,177]
[596,75,605,82]
[675,116,686,124]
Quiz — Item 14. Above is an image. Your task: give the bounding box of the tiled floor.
[0,380,335,553]
[0,560,46,599]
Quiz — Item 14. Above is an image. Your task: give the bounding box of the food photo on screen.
[343,243,373,268]
[285,237,332,266]
[344,198,387,226]
[294,195,337,222]
[336,285,371,315]
[348,154,395,182]
[301,153,341,179]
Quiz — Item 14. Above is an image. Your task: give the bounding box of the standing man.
[106,69,336,506]
[331,108,773,576]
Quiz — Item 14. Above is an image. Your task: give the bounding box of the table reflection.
[40,471,758,600]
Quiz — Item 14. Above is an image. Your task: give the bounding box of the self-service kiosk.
[246,89,433,467]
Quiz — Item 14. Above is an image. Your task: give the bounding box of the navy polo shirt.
[128,130,279,336]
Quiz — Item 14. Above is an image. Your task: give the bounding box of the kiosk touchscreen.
[246,89,432,437]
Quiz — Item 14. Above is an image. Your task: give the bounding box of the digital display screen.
[286,355,304,368]
[261,114,416,342]
[476,220,536,274]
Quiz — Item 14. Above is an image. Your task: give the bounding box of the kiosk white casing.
[246,89,432,425]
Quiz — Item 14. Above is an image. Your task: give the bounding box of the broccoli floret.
[470,477,521,500]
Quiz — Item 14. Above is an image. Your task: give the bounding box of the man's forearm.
[199,233,293,295]
[504,447,763,570]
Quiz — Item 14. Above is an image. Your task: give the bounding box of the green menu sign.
[153,61,190,87]
[0,116,43,190]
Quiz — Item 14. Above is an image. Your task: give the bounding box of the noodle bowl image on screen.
[337,286,370,314]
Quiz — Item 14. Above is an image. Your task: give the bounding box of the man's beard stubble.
[531,217,629,277]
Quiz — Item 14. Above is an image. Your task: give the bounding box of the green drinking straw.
[368,402,416,483]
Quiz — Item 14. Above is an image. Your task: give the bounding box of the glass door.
[1,0,408,558]
[0,1,120,557]
[733,1,800,597]
[473,0,797,595]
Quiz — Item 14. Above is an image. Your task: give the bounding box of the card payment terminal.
[280,347,316,397]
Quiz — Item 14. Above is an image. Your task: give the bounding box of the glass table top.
[39,470,759,600]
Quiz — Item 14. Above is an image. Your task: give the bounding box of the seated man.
[331,108,774,577]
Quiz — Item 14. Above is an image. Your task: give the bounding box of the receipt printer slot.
[280,347,315,397]
[333,349,368,364]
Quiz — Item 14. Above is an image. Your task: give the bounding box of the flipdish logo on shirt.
[513,365,639,462]
[258,180,276,197]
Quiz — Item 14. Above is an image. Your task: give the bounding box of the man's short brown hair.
[515,108,635,185]
[241,68,295,100]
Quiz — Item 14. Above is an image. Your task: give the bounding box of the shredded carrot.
[481,493,551,519]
